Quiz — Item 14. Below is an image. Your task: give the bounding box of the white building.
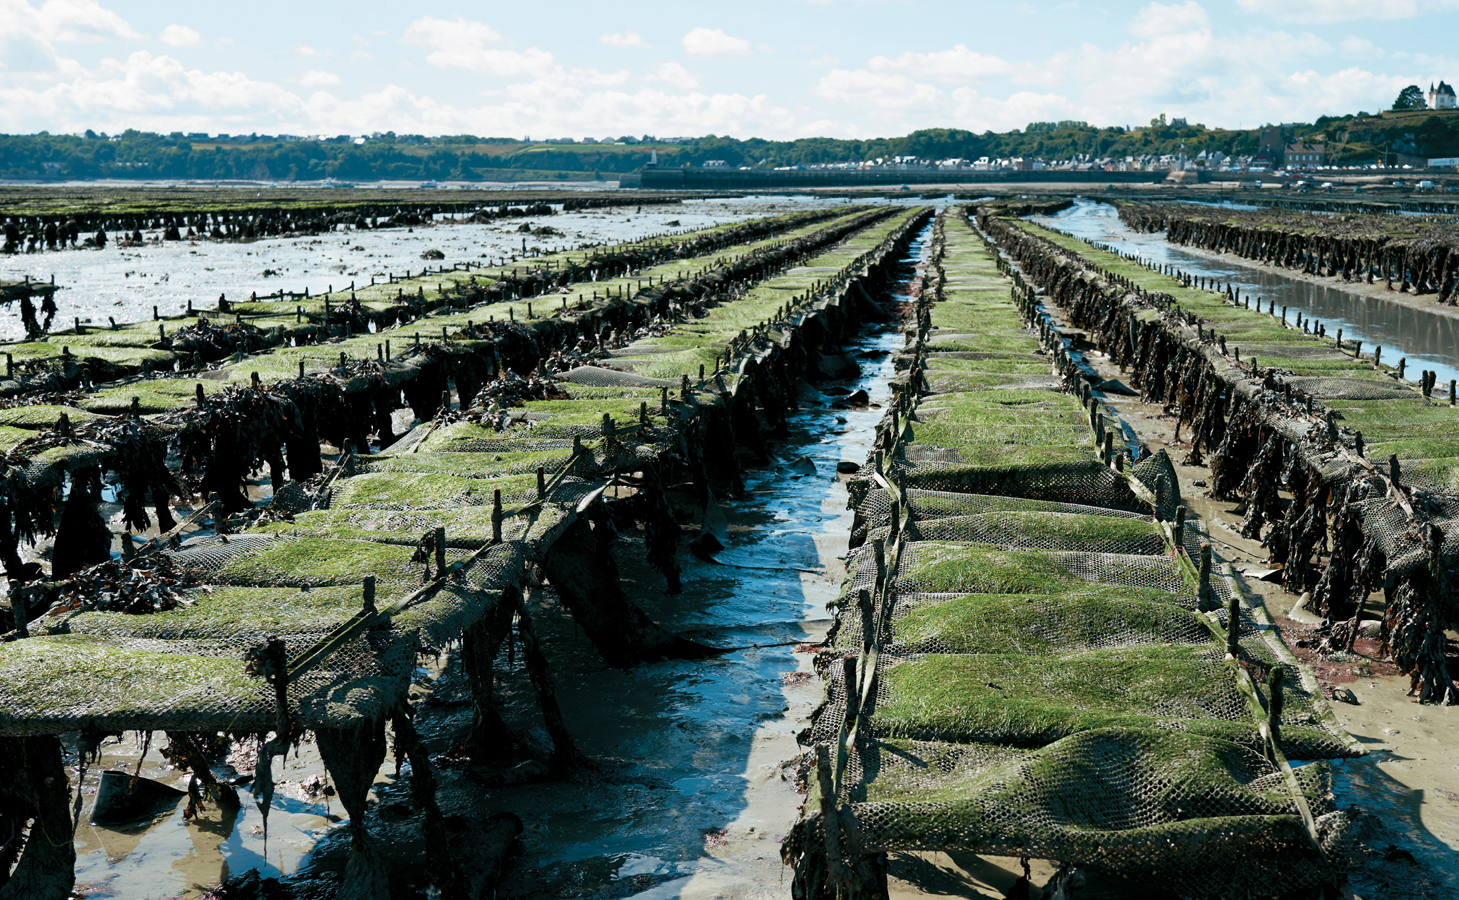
[1428,81,1457,109]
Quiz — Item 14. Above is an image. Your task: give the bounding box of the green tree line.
[4,113,1458,182]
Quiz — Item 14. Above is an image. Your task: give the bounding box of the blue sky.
[1,0,1457,139]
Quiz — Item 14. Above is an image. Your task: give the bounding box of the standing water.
[468,220,933,899]
[1033,198,1459,387]
[60,218,935,899]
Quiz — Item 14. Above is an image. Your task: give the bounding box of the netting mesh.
[791,208,1358,900]
[802,729,1352,899]
[0,204,932,747]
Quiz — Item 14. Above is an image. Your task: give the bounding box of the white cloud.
[1130,1,1209,38]
[600,30,648,49]
[400,16,501,62]
[1234,0,1457,22]
[643,61,700,90]
[0,0,141,44]
[1339,35,1383,56]
[814,69,944,111]
[399,16,558,77]
[157,23,202,48]
[300,69,339,86]
[294,44,331,58]
[869,45,1015,82]
[681,27,753,59]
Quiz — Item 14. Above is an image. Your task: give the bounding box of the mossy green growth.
[328,471,530,509]
[907,420,1091,451]
[926,335,1043,354]
[888,589,1205,655]
[908,511,1164,555]
[1403,457,1459,491]
[210,537,465,586]
[0,405,101,429]
[0,426,34,452]
[360,452,548,478]
[0,634,264,730]
[854,729,1321,814]
[895,544,1084,594]
[917,388,1084,420]
[898,491,1146,525]
[256,505,520,546]
[874,646,1238,745]
[48,585,369,639]
[81,379,203,414]
[924,356,1053,376]
[1262,358,1387,379]
[922,373,1057,393]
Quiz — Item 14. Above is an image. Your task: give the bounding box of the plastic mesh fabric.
[790,208,1359,899]
[813,730,1352,899]
[560,365,679,389]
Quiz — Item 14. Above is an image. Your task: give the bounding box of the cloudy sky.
[2,0,1457,139]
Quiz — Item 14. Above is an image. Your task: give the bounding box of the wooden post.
[363,575,376,614]
[1227,589,1241,658]
[434,526,446,576]
[11,586,28,638]
[1267,666,1284,749]
[1199,542,1212,608]
[857,589,875,649]
[492,489,503,544]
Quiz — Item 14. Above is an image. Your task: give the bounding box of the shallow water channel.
[59,217,933,899]
[1033,198,1459,387]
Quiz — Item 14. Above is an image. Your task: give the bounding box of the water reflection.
[1034,199,1459,386]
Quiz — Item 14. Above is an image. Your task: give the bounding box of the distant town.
[3,82,1458,183]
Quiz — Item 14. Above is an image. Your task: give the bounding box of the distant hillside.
[3,113,1458,182]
